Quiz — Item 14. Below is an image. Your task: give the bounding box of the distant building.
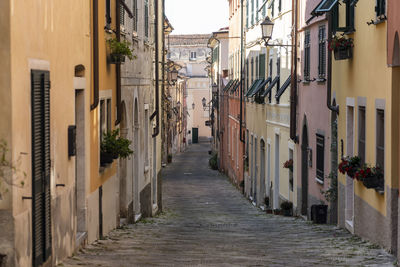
[167,34,212,143]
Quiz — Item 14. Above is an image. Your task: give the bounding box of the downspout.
[115,0,122,125]
[151,0,160,137]
[327,12,339,115]
[91,0,99,111]
[289,0,298,142]
[239,0,245,143]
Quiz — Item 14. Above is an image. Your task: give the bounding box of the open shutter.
[31,70,51,267]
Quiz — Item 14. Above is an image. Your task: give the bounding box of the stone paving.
[62,143,397,267]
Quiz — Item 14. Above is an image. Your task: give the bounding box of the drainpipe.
[151,0,160,137]
[115,0,122,125]
[239,0,245,143]
[289,0,298,142]
[327,12,339,115]
[91,0,99,111]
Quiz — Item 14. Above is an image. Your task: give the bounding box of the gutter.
[327,12,339,115]
[289,0,298,142]
[115,0,122,125]
[151,0,160,137]
[239,0,245,143]
[91,0,99,111]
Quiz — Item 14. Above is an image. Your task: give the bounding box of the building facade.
[167,35,212,144]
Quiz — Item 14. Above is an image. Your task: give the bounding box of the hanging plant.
[283,159,293,172]
[100,129,133,166]
[329,36,354,60]
[338,156,361,178]
[106,38,135,64]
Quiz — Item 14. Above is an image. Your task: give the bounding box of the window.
[246,0,249,28]
[358,106,366,164]
[259,54,266,79]
[251,58,254,84]
[331,0,355,33]
[256,0,259,21]
[277,56,281,76]
[318,25,326,79]
[271,0,275,17]
[278,0,282,13]
[269,58,273,77]
[144,0,149,38]
[304,30,311,81]
[251,0,254,25]
[376,109,385,172]
[376,0,386,17]
[107,99,112,132]
[256,56,259,79]
[100,99,111,142]
[145,109,149,166]
[133,0,138,32]
[289,149,293,191]
[316,134,325,182]
[190,52,197,60]
[106,0,112,27]
[246,59,249,91]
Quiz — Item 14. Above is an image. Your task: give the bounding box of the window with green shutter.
[259,54,265,79]
[251,0,254,25]
[120,0,125,26]
[105,0,111,27]
[318,25,326,79]
[246,0,249,28]
[145,0,149,38]
[376,0,386,17]
[304,30,310,81]
[133,0,138,32]
[316,134,325,182]
[256,0,259,22]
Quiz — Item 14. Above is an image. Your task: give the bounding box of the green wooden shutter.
[259,54,265,79]
[145,0,149,37]
[120,0,125,26]
[246,0,249,28]
[31,70,51,267]
[133,0,138,32]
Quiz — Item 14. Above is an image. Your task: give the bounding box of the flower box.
[100,152,114,166]
[354,166,384,190]
[334,47,353,61]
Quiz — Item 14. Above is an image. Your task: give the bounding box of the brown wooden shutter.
[31,70,51,267]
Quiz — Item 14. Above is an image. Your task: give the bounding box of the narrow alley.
[63,144,395,267]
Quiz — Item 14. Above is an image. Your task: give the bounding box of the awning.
[250,77,272,97]
[261,76,280,97]
[230,80,241,94]
[245,79,264,97]
[275,75,291,102]
[307,0,338,24]
[223,80,234,92]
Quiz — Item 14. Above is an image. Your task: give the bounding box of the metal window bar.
[316,134,325,180]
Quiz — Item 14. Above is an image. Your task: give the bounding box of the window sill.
[104,26,114,34]
[315,177,324,185]
[316,78,326,83]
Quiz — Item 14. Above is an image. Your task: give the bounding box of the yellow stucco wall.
[90,0,118,193]
[333,1,395,216]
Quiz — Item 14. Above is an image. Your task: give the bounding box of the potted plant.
[280,201,293,216]
[209,153,218,170]
[338,156,361,178]
[100,129,133,167]
[106,38,134,64]
[355,165,384,190]
[283,159,293,172]
[167,154,172,163]
[328,36,354,60]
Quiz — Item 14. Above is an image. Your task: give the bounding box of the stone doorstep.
[75,231,88,252]
[134,213,142,223]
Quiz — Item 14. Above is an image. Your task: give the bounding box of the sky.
[165,0,229,35]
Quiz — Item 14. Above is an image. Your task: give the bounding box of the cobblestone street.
[62,144,396,267]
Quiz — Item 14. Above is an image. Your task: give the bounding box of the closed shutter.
[133,0,138,32]
[318,25,326,78]
[31,70,51,267]
[145,0,149,37]
[120,0,125,26]
[259,54,265,79]
[316,134,324,181]
[304,31,310,80]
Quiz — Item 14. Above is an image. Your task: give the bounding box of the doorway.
[346,105,355,231]
[273,134,280,210]
[75,88,86,242]
[119,102,128,220]
[254,137,258,204]
[133,99,140,217]
[260,140,266,206]
[31,70,52,267]
[301,120,309,216]
[192,128,199,143]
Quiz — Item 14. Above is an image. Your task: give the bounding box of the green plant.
[209,153,218,170]
[283,159,293,172]
[106,38,134,60]
[338,156,361,178]
[280,201,293,210]
[322,171,338,203]
[0,140,26,198]
[101,129,133,159]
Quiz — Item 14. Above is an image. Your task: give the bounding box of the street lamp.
[170,69,178,83]
[261,16,274,45]
[202,97,207,109]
